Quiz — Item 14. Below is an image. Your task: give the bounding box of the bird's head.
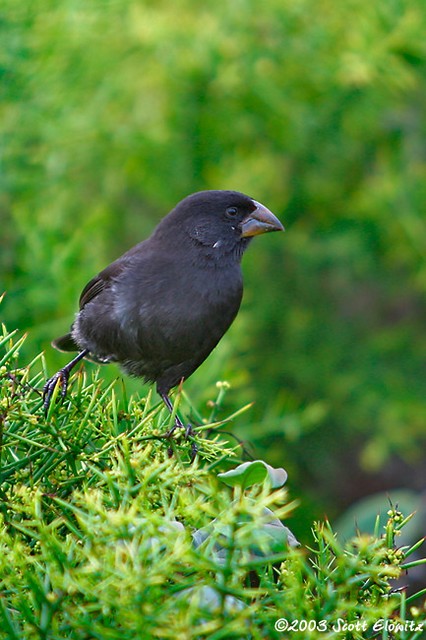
[155,190,284,259]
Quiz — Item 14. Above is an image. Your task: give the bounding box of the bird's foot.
[42,350,88,415]
[165,421,194,439]
[43,369,70,414]
[185,423,195,439]
[164,420,198,461]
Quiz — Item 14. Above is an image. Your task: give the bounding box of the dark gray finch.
[43,190,284,439]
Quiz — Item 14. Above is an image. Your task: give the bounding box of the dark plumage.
[43,190,284,434]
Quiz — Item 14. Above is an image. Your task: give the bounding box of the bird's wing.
[78,240,148,310]
[78,261,126,310]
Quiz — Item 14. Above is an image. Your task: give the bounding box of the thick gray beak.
[240,201,285,237]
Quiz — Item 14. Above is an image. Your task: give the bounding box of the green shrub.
[1,318,425,639]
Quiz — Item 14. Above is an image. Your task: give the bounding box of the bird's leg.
[159,392,195,439]
[160,390,198,461]
[43,349,89,414]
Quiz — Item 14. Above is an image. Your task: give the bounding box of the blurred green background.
[2,0,426,536]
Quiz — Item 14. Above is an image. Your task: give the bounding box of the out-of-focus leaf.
[218,460,288,489]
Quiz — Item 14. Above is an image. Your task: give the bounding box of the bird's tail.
[52,333,79,352]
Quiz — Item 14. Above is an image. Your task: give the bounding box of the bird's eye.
[226,206,238,217]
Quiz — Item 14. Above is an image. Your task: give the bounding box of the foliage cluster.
[2,0,426,520]
[1,321,426,639]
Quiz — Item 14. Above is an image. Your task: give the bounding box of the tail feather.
[52,333,79,352]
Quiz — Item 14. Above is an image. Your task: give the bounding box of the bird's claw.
[164,421,198,460]
[189,440,198,462]
[165,422,194,439]
[164,424,176,438]
[43,370,70,414]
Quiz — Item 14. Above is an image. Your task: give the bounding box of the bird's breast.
[114,260,243,360]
